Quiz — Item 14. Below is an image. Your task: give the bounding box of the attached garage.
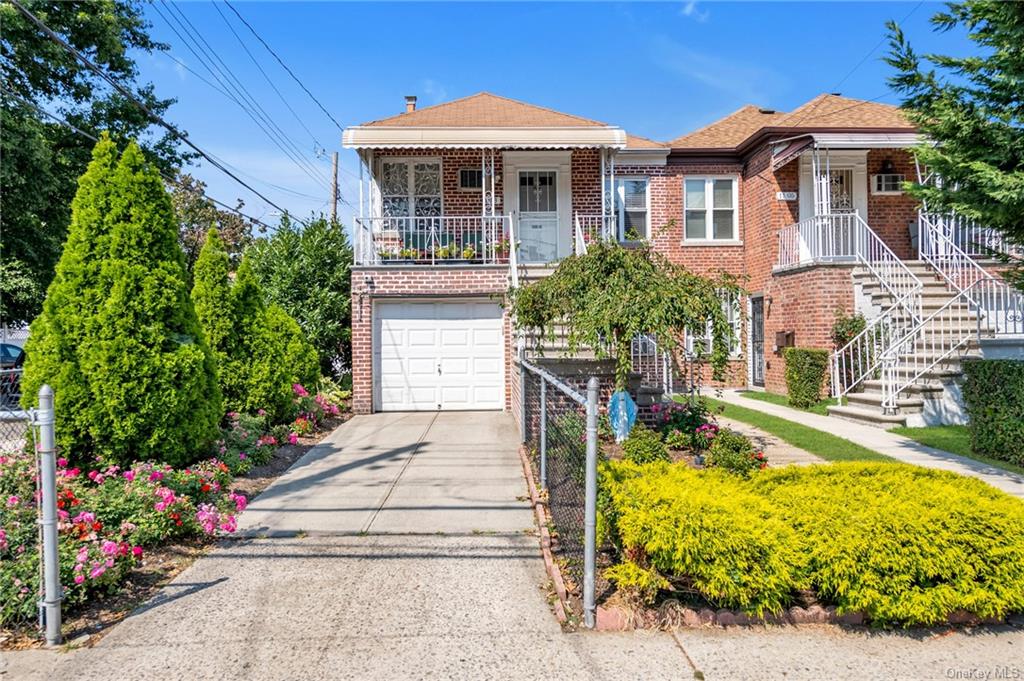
[374,300,505,411]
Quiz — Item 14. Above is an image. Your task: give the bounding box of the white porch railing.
[923,210,1023,260]
[574,214,616,254]
[631,334,674,396]
[353,215,512,266]
[776,213,926,400]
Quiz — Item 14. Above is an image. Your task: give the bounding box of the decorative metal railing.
[353,215,512,266]
[922,211,1023,260]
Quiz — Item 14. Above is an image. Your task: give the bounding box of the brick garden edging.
[517,444,570,625]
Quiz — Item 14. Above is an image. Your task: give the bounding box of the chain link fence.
[520,359,600,627]
[0,368,30,455]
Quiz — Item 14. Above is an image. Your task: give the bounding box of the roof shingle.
[362,92,609,128]
[668,105,786,149]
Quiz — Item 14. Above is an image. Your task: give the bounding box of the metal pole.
[36,384,62,645]
[330,151,339,223]
[539,378,547,489]
[583,376,599,629]
[520,363,528,443]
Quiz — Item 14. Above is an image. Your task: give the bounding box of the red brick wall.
[571,149,602,215]
[350,266,511,414]
[761,266,855,394]
[866,149,919,260]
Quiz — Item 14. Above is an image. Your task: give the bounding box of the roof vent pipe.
[405,95,417,113]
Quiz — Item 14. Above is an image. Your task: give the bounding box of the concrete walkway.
[716,389,1024,497]
[4,411,1022,680]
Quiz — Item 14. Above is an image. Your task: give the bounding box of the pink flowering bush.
[0,448,247,628]
[653,399,715,451]
[216,412,277,474]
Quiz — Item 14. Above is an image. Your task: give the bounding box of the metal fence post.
[583,376,599,629]
[36,384,62,645]
[520,362,527,443]
[539,377,547,489]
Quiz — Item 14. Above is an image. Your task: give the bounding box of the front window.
[379,159,442,218]
[684,177,737,241]
[686,292,742,357]
[606,177,649,241]
[519,171,557,213]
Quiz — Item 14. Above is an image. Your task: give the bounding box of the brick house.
[343,92,1022,427]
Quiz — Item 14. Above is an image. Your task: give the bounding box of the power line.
[223,0,344,131]
[152,0,330,190]
[1,84,278,232]
[211,1,324,150]
[7,0,302,223]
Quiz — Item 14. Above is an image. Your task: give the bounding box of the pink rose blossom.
[57,457,68,468]
[132,546,143,558]
[148,471,163,482]
[74,574,85,585]
[6,495,19,508]
[292,383,309,397]
[101,540,118,556]
[288,432,298,445]
[0,529,7,551]
[123,470,135,481]
[89,564,106,579]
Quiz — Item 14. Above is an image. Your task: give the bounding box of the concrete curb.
[517,444,570,625]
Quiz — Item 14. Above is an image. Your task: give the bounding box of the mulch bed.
[1,412,351,650]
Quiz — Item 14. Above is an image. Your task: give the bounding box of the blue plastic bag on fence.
[608,390,637,443]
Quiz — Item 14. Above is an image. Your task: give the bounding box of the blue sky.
[134,1,975,228]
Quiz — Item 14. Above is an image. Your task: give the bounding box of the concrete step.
[861,378,945,395]
[846,391,924,413]
[826,404,907,429]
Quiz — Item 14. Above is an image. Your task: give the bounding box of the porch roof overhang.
[342,126,628,149]
[770,131,923,170]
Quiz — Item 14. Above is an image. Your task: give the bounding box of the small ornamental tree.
[21,136,222,467]
[509,240,741,389]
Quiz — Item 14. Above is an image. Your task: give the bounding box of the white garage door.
[375,300,504,411]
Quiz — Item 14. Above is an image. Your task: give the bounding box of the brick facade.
[356,140,922,410]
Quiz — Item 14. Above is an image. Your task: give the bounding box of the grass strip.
[693,396,892,463]
[737,390,834,415]
[891,425,1024,476]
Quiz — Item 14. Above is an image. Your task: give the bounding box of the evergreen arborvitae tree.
[191,228,235,355]
[22,137,222,467]
[886,1,1024,286]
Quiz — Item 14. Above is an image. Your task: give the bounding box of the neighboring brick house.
[343,92,1020,427]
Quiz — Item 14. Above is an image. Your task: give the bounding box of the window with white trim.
[605,177,650,240]
[379,159,442,217]
[685,293,742,357]
[872,173,905,195]
[684,177,738,241]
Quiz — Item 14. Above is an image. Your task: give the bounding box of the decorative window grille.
[379,159,442,218]
[519,171,557,212]
[685,293,743,357]
[828,169,855,213]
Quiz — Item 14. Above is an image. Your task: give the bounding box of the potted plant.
[398,247,420,262]
[461,244,477,260]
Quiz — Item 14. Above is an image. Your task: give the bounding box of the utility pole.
[330,151,339,223]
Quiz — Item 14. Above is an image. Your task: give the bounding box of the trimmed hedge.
[599,461,1024,625]
[783,347,830,408]
[962,359,1024,466]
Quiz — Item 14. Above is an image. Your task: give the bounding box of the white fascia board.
[342,126,627,149]
[811,132,923,149]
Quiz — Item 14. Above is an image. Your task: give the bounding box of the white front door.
[375,300,504,411]
[517,170,559,263]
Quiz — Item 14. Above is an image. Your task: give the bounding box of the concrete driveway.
[6,412,1022,680]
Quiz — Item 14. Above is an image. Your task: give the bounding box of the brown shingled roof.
[669,95,914,150]
[362,92,609,128]
[775,94,913,129]
[625,133,667,150]
[669,105,786,149]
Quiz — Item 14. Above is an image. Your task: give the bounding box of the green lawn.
[891,425,1024,476]
[738,390,835,416]
[693,396,892,463]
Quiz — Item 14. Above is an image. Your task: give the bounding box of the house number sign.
[776,191,798,201]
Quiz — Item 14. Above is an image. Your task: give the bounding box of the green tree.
[171,174,253,273]
[21,136,222,467]
[509,240,741,389]
[886,1,1024,286]
[0,0,187,323]
[246,216,353,375]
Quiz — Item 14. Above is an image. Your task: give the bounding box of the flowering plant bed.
[0,387,350,648]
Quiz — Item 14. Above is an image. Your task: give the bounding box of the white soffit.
[808,132,922,148]
[342,126,627,149]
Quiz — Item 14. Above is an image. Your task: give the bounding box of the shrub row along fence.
[519,359,599,628]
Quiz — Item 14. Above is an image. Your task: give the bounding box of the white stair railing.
[803,213,924,399]
[574,214,589,255]
[631,334,674,396]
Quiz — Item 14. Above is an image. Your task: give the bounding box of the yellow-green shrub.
[599,460,1024,625]
[599,462,805,612]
